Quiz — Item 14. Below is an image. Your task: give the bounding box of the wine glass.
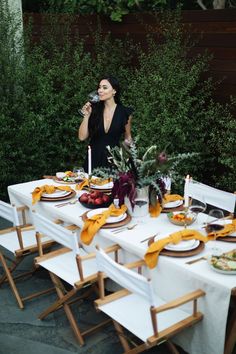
[189,198,207,214]
[78,90,100,117]
[73,166,85,181]
[205,209,225,234]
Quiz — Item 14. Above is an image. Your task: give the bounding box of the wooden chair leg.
[39,272,84,346]
[0,253,24,309]
[224,302,236,354]
[165,340,180,354]
[113,320,132,352]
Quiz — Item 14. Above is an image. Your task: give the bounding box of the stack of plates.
[163,200,183,209]
[87,208,126,224]
[42,190,70,198]
[90,181,113,191]
[164,239,200,251]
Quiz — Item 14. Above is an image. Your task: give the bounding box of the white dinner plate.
[208,256,236,275]
[90,182,114,190]
[164,239,200,251]
[87,208,126,223]
[164,200,183,209]
[42,190,70,198]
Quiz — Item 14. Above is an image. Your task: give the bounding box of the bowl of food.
[79,191,112,209]
[167,211,197,226]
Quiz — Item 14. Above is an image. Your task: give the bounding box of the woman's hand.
[81,101,92,118]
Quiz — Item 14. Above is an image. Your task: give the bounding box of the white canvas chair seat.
[95,247,205,354]
[99,292,189,343]
[33,212,119,346]
[0,201,55,309]
[187,179,236,213]
[37,248,97,287]
[0,228,51,254]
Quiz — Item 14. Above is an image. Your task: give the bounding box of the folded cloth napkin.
[144,229,208,269]
[163,194,184,204]
[207,219,236,240]
[76,178,111,190]
[32,185,72,204]
[81,204,127,245]
[149,194,184,218]
[149,202,162,218]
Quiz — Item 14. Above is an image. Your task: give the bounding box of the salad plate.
[208,249,236,274]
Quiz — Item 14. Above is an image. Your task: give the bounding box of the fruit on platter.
[79,191,111,207]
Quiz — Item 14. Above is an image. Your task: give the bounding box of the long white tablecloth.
[8,179,236,354]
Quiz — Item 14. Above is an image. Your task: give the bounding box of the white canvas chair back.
[32,212,79,255]
[96,247,156,306]
[0,200,20,226]
[188,179,236,213]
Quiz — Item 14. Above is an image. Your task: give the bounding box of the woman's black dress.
[83,103,133,171]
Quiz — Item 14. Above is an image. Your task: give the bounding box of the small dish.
[167,211,197,226]
[56,172,66,179]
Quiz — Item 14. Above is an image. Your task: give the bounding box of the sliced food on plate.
[209,249,236,273]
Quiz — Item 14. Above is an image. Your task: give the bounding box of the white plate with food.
[208,249,236,274]
[42,190,71,198]
[164,239,200,252]
[164,200,183,209]
[87,208,126,223]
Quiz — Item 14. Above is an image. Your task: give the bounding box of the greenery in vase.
[93,142,196,208]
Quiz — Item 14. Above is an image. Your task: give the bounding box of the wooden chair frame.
[34,224,120,346]
[0,204,55,309]
[95,253,205,354]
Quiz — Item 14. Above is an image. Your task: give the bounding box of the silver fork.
[112,224,138,234]
[55,199,78,208]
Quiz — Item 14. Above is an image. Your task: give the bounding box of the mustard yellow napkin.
[81,204,127,245]
[32,185,72,204]
[207,219,236,240]
[149,202,162,218]
[163,194,184,204]
[76,178,111,190]
[144,229,208,269]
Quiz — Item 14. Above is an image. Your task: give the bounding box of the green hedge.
[0,5,235,201]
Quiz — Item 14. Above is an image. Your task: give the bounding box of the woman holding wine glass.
[78,76,133,171]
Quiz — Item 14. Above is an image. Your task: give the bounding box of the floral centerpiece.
[93,142,195,214]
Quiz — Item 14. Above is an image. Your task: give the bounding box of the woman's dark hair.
[89,76,121,138]
[98,75,121,104]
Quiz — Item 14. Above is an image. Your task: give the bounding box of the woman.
[78,76,133,171]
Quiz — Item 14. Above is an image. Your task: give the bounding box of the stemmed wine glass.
[188,198,207,214]
[205,209,225,234]
[78,91,100,117]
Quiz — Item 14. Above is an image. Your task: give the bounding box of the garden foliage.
[0,3,235,201]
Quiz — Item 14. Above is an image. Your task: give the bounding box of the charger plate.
[160,241,205,257]
[162,204,185,213]
[215,236,236,243]
[53,177,76,185]
[40,190,76,202]
[82,211,131,229]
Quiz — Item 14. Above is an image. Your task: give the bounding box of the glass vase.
[124,186,149,218]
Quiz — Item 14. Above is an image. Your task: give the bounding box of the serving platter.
[40,190,76,202]
[160,241,205,257]
[82,211,131,229]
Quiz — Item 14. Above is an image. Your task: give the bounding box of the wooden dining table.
[7,178,236,354]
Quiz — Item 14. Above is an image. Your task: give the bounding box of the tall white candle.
[88,145,92,175]
[184,174,190,208]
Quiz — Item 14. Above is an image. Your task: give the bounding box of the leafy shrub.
[0,3,235,202]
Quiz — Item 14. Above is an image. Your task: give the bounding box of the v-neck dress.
[84,103,133,171]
